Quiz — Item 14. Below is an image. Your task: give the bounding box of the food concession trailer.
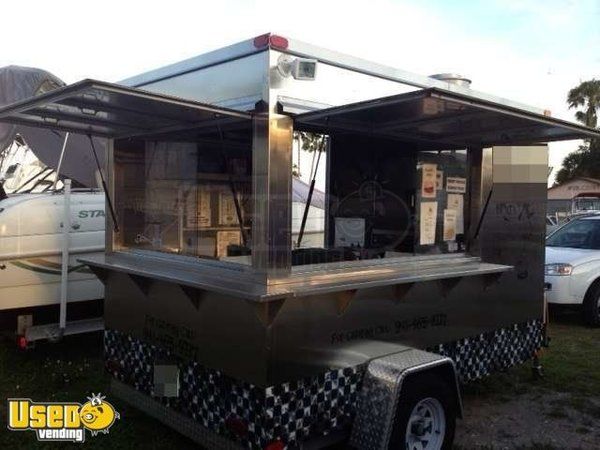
[1,34,599,449]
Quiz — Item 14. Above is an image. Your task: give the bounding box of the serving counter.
[82,252,511,301]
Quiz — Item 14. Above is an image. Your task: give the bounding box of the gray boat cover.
[0,65,105,187]
[292,176,325,209]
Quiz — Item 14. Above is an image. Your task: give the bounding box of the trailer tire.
[583,282,600,327]
[388,374,456,450]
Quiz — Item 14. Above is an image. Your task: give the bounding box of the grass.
[462,308,600,401]
[0,308,598,449]
[0,333,196,450]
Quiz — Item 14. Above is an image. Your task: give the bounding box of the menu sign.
[447,193,464,234]
[419,201,438,245]
[446,177,467,194]
[443,209,457,241]
[219,191,239,226]
[186,188,211,229]
[421,164,437,198]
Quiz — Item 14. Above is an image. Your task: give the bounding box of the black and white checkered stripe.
[105,319,543,448]
[430,320,545,383]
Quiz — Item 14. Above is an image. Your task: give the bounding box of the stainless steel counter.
[80,252,512,302]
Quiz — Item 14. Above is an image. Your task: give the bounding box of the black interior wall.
[326,134,417,253]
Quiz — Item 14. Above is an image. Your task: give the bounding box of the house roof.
[548,177,600,200]
[549,177,600,191]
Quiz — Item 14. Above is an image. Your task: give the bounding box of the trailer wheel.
[583,282,600,327]
[388,374,456,450]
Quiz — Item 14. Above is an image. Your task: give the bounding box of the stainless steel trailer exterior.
[1,34,599,449]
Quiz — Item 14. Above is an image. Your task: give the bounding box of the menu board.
[219,191,239,226]
[185,188,211,229]
[421,164,437,198]
[446,177,467,194]
[447,193,464,234]
[443,209,457,241]
[419,201,438,245]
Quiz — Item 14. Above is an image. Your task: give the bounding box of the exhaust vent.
[430,73,472,88]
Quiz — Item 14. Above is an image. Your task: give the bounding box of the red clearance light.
[17,335,27,349]
[269,34,289,49]
[253,33,271,48]
[264,440,285,450]
[253,33,289,50]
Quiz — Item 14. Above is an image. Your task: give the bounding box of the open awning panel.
[0,79,253,139]
[295,88,600,148]
[2,81,597,148]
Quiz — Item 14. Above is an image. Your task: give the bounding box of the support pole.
[52,132,70,190]
[59,179,71,332]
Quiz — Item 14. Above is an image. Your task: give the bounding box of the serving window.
[113,134,253,266]
[290,131,469,267]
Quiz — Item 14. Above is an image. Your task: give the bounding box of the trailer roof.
[120,33,546,116]
[295,88,600,148]
[0,79,252,139]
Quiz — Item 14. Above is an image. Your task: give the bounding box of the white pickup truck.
[545,213,600,326]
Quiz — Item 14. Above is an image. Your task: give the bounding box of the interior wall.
[326,134,417,253]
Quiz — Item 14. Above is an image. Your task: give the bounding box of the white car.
[545,214,600,326]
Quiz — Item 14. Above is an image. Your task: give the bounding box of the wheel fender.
[350,348,462,450]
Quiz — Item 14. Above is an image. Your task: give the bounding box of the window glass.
[414,150,468,255]
[292,132,327,250]
[546,218,600,249]
[290,130,469,267]
[113,137,253,265]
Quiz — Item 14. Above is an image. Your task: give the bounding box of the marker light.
[264,440,285,450]
[253,33,289,50]
[17,335,28,349]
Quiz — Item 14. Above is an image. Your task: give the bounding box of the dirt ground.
[453,308,600,450]
[455,390,600,449]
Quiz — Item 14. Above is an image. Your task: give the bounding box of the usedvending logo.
[7,393,119,443]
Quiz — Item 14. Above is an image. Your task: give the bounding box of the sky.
[1,0,598,184]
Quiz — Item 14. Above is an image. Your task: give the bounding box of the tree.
[567,79,600,129]
[293,131,327,180]
[555,79,600,184]
[555,145,594,184]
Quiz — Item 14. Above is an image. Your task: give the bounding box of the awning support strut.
[88,134,119,232]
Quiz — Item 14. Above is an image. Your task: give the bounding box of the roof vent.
[430,73,472,88]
